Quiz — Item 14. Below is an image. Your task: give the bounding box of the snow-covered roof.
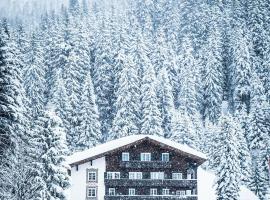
[67,135,207,166]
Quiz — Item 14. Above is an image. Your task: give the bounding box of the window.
[141,153,151,161]
[107,172,120,179]
[162,153,169,162]
[122,152,129,161]
[150,172,164,179]
[109,188,115,196]
[129,172,142,179]
[186,190,192,195]
[88,171,96,181]
[187,169,195,179]
[87,188,96,197]
[172,173,183,180]
[129,188,135,196]
[176,190,185,196]
[150,188,157,196]
[162,189,170,195]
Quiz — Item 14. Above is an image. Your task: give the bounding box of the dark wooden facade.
[104,139,201,199]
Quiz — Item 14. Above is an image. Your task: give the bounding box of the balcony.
[104,195,198,200]
[105,179,197,187]
[119,161,172,169]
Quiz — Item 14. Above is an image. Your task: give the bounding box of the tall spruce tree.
[110,55,140,139]
[75,72,101,151]
[141,62,163,136]
[215,114,241,200]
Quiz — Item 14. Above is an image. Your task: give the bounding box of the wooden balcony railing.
[104,178,197,187]
[104,195,198,200]
[119,161,172,169]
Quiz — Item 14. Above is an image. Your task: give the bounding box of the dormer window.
[122,152,129,161]
[162,153,169,162]
[141,153,151,161]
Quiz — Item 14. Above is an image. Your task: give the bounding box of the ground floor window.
[176,190,185,196]
[162,189,170,195]
[87,187,96,197]
[150,188,157,196]
[109,188,115,196]
[129,188,135,195]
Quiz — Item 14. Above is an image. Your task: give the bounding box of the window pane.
[162,189,170,195]
[150,188,157,195]
[172,173,182,180]
[141,153,151,161]
[88,188,96,197]
[122,152,129,161]
[162,153,169,162]
[109,188,115,196]
[129,188,135,195]
[88,172,96,181]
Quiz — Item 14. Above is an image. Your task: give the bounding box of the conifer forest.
[0,0,269,199]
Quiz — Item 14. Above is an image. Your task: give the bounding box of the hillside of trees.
[0,0,269,199]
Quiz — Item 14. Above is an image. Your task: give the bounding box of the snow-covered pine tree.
[93,17,114,142]
[40,110,70,200]
[231,26,252,112]
[110,55,140,139]
[201,19,223,124]
[248,72,270,198]
[177,36,198,115]
[23,31,46,119]
[141,61,163,136]
[75,72,101,151]
[157,67,175,138]
[170,109,195,147]
[215,114,241,200]
[233,111,252,185]
[0,19,30,199]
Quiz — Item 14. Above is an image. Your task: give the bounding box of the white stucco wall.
[70,157,106,200]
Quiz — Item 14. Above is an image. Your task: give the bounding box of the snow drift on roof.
[67,134,207,165]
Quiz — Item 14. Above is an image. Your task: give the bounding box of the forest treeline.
[0,0,269,199]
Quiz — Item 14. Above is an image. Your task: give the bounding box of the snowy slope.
[198,167,259,200]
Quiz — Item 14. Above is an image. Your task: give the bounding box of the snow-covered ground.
[198,167,259,200]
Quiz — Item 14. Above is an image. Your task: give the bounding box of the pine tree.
[170,109,195,147]
[23,31,46,119]
[110,55,140,139]
[75,72,101,151]
[40,110,70,200]
[201,20,223,124]
[157,67,174,138]
[141,63,163,136]
[215,115,241,200]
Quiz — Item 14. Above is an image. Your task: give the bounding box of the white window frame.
[150,172,164,180]
[129,172,142,179]
[150,188,157,196]
[172,173,183,180]
[129,188,135,196]
[140,153,151,161]
[109,188,115,196]
[162,189,170,195]
[176,190,185,196]
[88,171,96,181]
[122,152,129,161]
[186,190,192,195]
[107,172,120,179]
[162,153,169,162]
[87,187,96,197]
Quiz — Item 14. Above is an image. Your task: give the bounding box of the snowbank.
[198,167,259,200]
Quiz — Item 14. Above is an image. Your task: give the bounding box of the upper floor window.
[187,169,196,179]
[107,172,120,179]
[129,172,142,179]
[129,188,135,196]
[172,173,183,180]
[176,190,185,196]
[162,153,169,162]
[162,189,170,195]
[141,153,151,161]
[186,190,192,195]
[87,187,96,197]
[150,188,157,196]
[150,172,164,180]
[122,152,129,161]
[88,171,96,181]
[109,188,115,196]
